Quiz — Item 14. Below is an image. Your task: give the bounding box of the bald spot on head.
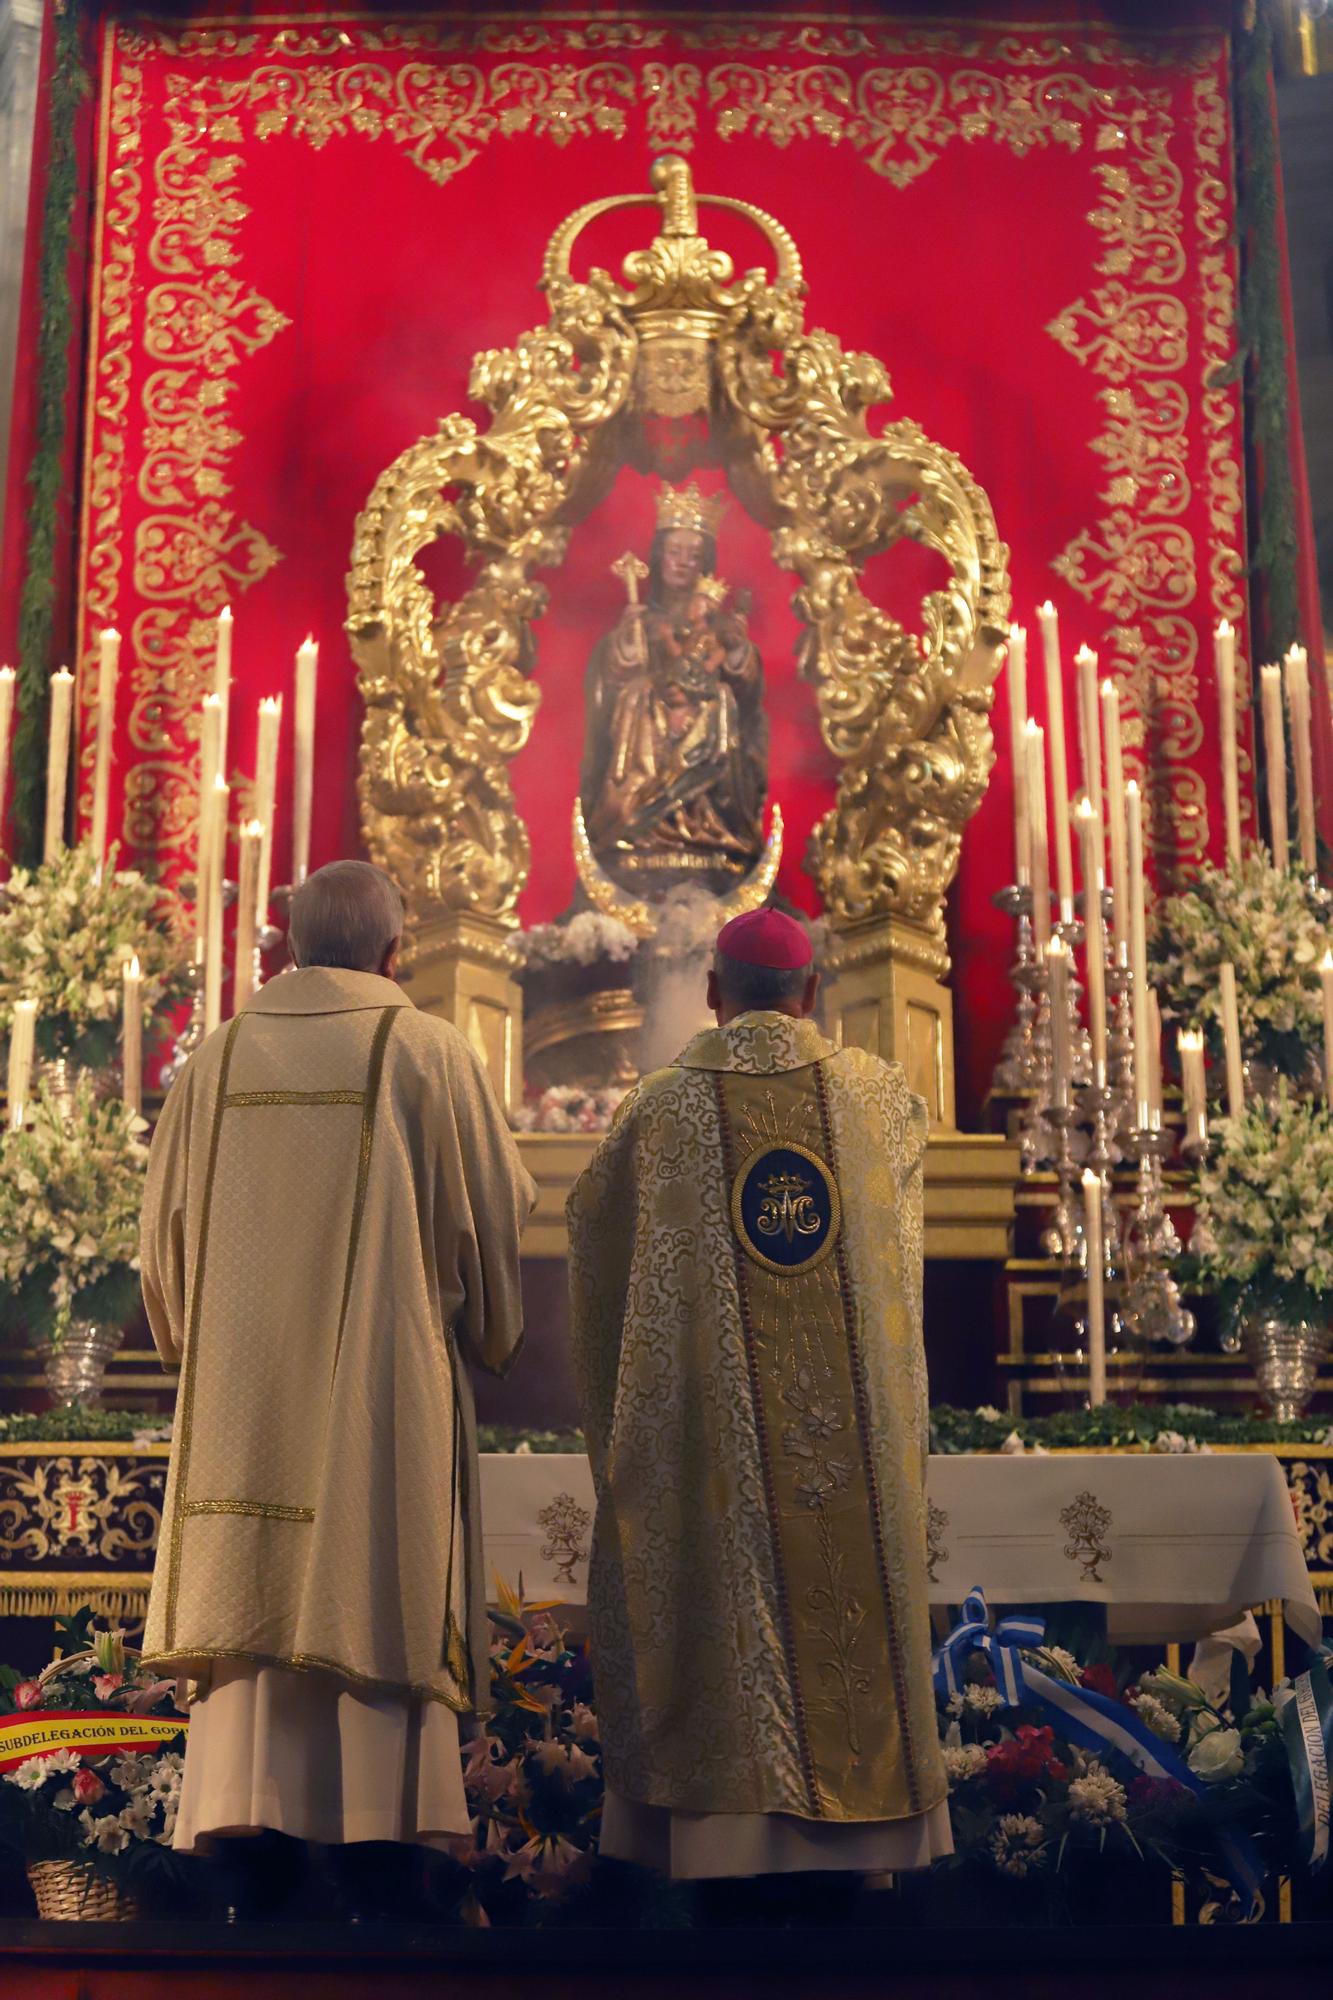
[288,860,404,974]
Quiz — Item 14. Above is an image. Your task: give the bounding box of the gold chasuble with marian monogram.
[567,1013,946,1824]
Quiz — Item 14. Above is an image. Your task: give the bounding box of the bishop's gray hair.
[289,860,404,973]
[712,949,811,1013]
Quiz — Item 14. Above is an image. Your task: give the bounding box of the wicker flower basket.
[28,1860,140,1921]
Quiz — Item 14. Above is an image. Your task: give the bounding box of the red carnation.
[1079,1663,1119,1702]
[72,1769,105,1806]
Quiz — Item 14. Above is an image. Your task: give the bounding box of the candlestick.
[292,636,318,886]
[234,820,262,1013]
[1178,1028,1207,1148]
[1100,677,1128,958]
[1076,797,1108,1087]
[1215,620,1241,871]
[43,669,75,864]
[1005,628,1031,886]
[1218,962,1244,1119]
[204,777,228,1038]
[1260,662,1289,867]
[1038,602,1075,919]
[1075,645,1103,830]
[197,696,222,953]
[214,606,233,779]
[1026,720,1051,950]
[121,955,143,1117]
[253,696,282,927]
[1145,986,1163,1125]
[1126,779,1151,1127]
[90,628,121,863]
[1284,645,1317,875]
[1082,1168,1107,1406]
[7,997,37,1131]
[0,666,14,860]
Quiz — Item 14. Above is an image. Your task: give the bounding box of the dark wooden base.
[0,1919,1329,1999]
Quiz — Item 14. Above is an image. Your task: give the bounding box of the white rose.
[1187,1726,1243,1784]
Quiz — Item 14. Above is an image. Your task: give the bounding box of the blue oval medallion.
[730,1142,841,1277]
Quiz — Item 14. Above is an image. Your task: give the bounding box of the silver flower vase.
[44,1320,122,1408]
[1241,1312,1330,1424]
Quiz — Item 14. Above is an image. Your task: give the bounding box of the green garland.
[11,2,91,864]
[930,1400,1332,1454]
[1233,7,1303,657]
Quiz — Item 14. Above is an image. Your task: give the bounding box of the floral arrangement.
[511,1083,631,1134]
[517,913,639,969]
[1150,849,1331,1077]
[1189,1081,1333,1321]
[929,1400,1333,1454]
[0,843,189,1067]
[0,1077,148,1344]
[935,1634,1292,1910]
[0,1613,187,1879]
[450,1580,601,1919]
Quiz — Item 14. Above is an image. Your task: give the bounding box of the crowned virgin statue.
[580,485,768,897]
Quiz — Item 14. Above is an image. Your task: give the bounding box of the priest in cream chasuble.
[139,862,536,1850]
[567,910,949,1877]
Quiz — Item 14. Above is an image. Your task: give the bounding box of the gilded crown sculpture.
[346,155,1010,1122]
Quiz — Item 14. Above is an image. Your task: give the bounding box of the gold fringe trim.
[0,1584,150,1619]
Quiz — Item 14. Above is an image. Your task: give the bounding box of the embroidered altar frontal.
[72,5,1246,1118]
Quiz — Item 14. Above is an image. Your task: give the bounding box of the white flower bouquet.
[1150,848,1331,1075]
[0,1077,148,1344]
[1190,1081,1333,1317]
[0,842,189,1067]
[0,1613,187,1882]
[517,912,639,969]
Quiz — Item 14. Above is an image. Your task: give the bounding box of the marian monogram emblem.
[731,1142,841,1276]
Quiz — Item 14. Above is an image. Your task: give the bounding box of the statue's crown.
[655,483,727,537]
[692,574,729,607]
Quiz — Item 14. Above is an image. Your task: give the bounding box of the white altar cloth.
[478,1452,1321,1648]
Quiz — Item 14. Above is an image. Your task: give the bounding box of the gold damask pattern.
[0,1455,163,1565]
[79,16,1237,895]
[567,1011,944,1819]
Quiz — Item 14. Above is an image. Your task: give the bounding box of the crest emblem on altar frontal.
[731,1142,841,1277]
[349,153,1008,945]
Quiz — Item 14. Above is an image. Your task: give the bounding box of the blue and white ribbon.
[935,1588,1265,1913]
[1281,1649,1333,1871]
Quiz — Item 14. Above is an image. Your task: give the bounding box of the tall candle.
[1082,1169,1107,1407]
[1218,962,1244,1119]
[197,696,222,949]
[1007,626,1030,886]
[1215,620,1241,871]
[1047,937,1071,1110]
[1284,645,1317,874]
[292,637,318,886]
[204,777,228,1038]
[1076,798,1108,1086]
[1321,951,1333,1111]
[1038,601,1075,919]
[121,955,142,1117]
[0,666,14,858]
[1178,1028,1207,1147]
[1075,645,1103,830]
[214,606,233,780]
[1126,779,1151,1127]
[1026,720,1051,950]
[1260,662,1289,867]
[7,997,36,1131]
[43,669,75,864]
[1145,987,1163,1126]
[1101,677,1129,959]
[253,696,282,926]
[90,628,121,863]
[233,820,262,1014]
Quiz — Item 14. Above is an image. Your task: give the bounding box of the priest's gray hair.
[289,860,404,973]
[712,948,810,1012]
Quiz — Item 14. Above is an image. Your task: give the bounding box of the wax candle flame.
[126,954,140,979]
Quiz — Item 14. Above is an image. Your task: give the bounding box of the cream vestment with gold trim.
[140,967,536,1713]
[567,1012,947,1840]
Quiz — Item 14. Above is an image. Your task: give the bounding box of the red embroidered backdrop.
[68,5,1248,1122]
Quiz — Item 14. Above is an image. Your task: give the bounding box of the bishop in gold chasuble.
[568,1001,949,1875]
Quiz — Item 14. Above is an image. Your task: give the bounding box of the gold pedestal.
[822,916,956,1128]
[401,912,523,1116]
